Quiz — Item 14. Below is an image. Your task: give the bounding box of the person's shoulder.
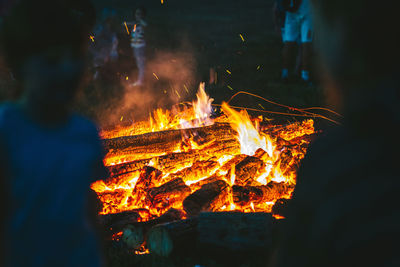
[69,113,101,139]
[0,102,19,127]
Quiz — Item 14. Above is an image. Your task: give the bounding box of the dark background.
[1,0,329,127]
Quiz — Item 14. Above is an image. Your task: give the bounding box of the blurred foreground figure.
[271,0,400,267]
[0,1,107,266]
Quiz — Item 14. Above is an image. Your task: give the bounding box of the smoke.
[116,49,198,123]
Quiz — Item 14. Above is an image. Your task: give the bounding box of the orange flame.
[221,102,275,157]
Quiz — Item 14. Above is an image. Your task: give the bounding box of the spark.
[153,73,159,80]
[257,65,261,70]
[175,90,181,99]
[227,85,233,91]
[133,24,137,32]
[124,22,130,35]
[120,116,124,121]
[250,202,255,212]
[125,76,129,80]
[89,35,95,42]
[226,69,232,75]
[161,0,164,4]
[184,84,189,93]
[239,33,245,42]
[258,103,265,110]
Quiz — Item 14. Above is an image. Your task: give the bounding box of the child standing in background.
[126,7,147,86]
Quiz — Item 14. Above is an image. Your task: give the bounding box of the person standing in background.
[281,0,313,83]
[126,7,147,87]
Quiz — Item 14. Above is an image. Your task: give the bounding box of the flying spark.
[124,22,130,35]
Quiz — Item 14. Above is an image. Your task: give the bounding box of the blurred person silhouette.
[0,0,108,266]
[272,0,287,41]
[91,8,119,81]
[280,0,313,83]
[273,0,302,79]
[126,7,147,87]
[270,1,400,267]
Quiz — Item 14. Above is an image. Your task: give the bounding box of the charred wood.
[272,198,290,218]
[147,218,198,257]
[122,208,185,249]
[232,182,292,207]
[197,212,274,252]
[183,180,231,217]
[234,156,265,186]
[131,167,163,207]
[146,178,191,212]
[98,209,152,236]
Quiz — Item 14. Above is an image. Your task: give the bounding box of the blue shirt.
[0,103,105,267]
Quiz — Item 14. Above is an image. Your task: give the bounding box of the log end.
[122,225,144,249]
[147,226,174,257]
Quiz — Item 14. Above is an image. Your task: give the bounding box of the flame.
[221,102,275,157]
[192,82,214,126]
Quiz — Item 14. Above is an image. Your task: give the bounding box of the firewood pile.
[91,85,316,256]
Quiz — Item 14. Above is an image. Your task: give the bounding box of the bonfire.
[91,83,316,255]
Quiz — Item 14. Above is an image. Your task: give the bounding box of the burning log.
[234,156,265,186]
[147,218,198,257]
[103,123,235,151]
[169,160,219,183]
[146,178,191,212]
[183,180,231,217]
[261,119,314,141]
[232,182,292,207]
[107,158,152,177]
[197,212,274,252]
[96,189,136,214]
[107,138,240,177]
[219,154,247,173]
[122,208,185,249]
[190,175,226,191]
[131,167,163,207]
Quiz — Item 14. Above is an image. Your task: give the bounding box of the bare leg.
[301,42,312,81]
[282,41,297,80]
[282,41,297,70]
